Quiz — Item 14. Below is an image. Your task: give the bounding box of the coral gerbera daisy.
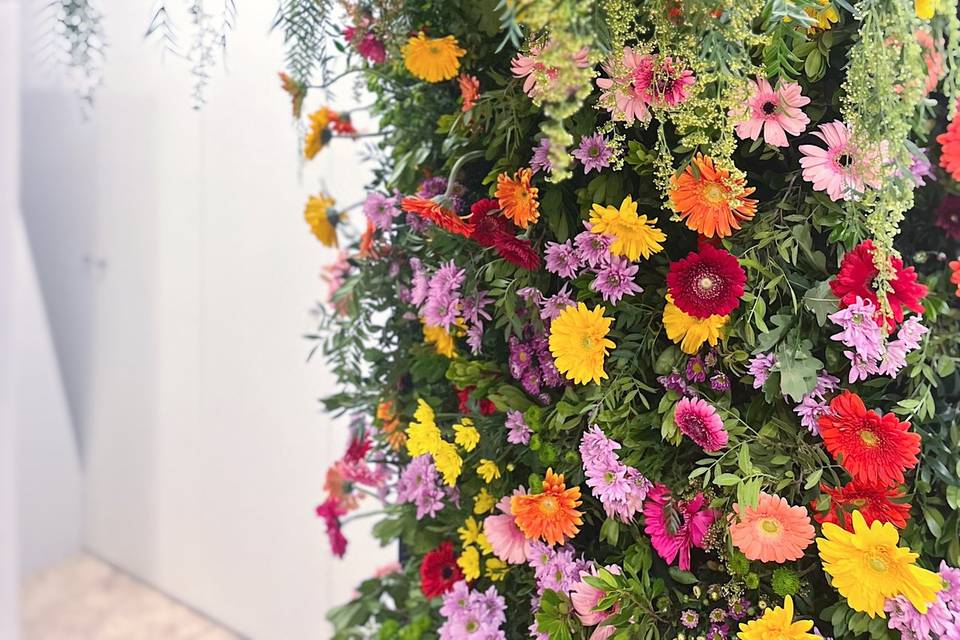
[666,243,746,318]
[662,295,727,355]
[817,391,921,488]
[401,32,466,83]
[588,195,666,261]
[401,196,476,238]
[304,194,340,247]
[304,107,335,159]
[548,303,615,385]
[669,154,757,238]
[730,492,815,563]
[815,480,912,530]
[817,511,942,617]
[830,240,928,330]
[642,484,717,571]
[420,541,464,598]
[799,120,881,201]
[495,168,540,229]
[510,468,583,545]
[732,77,810,148]
[737,596,817,640]
[938,112,960,180]
[458,73,479,111]
[674,397,729,452]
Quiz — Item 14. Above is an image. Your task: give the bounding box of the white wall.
[19,1,392,637]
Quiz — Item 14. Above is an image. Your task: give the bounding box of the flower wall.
[292,1,960,638]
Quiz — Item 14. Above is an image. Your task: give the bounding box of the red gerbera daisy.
[456,386,496,416]
[419,541,463,598]
[814,480,911,530]
[666,243,746,318]
[937,112,960,180]
[829,240,927,330]
[401,196,475,238]
[818,391,921,487]
[469,198,541,270]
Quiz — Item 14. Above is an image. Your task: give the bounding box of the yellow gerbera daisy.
[423,322,456,357]
[433,440,463,486]
[548,303,615,385]
[304,107,334,159]
[738,596,816,640]
[662,295,727,355]
[817,510,943,618]
[473,488,496,515]
[457,545,481,581]
[477,459,501,483]
[485,557,509,582]
[589,195,666,261]
[304,194,339,247]
[453,419,480,452]
[402,32,466,83]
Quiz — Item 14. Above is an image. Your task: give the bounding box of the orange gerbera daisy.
[495,168,540,229]
[510,468,582,545]
[459,73,480,112]
[668,154,757,238]
[729,492,815,563]
[400,196,476,238]
[949,260,960,297]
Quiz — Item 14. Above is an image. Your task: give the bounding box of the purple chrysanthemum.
[505,410,532,445]
[530,138,552,175]
[571,133,613,174]
[747,352,777,389]
[363,191,401,230]
[590,255,642,304]
[540,285,575,320]
[544,240,583,279]
[395,455,445,519]
[574,223,614,268]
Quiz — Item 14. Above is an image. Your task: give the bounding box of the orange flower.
[304,107,337,159]
[950,260,960,297]
[278,71,306,118]
[459,73,480,112]
[358,221,380,259]
[668,154,757,238]
[400,196,476,238]
[510,468,582,545]
[729,492,815,563]
[376,400,406,451]
[495,168,540,229]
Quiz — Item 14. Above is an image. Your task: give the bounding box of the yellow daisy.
[458,517,483,547]
[485,557,509,582]
[453,419,480,452]
[662,295,727,355]
[423,322,456,358]
[817,511,943,618]
[549,303,615,385]
[304,107,334,159]
[457,545,481,581]
[433,440,463,486]
[402,32,466,83]
[304,194,339,247]
[477,459,501,483]
[406,399,442,457]
[473,488,496,515]
[737,596,816,640]
[588,195,666,261]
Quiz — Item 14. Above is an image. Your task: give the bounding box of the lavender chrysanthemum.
[544,240,583,279]
[574,223,613,267]
[395,455,445,519]
[505,410,532,445]
[540,285,574,320]
[363,191,401,230]
[590,255,642,304]
[571,133,613,174]
[530,138,552,175]
[747,352,777,389]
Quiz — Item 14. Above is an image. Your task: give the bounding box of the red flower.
[419,541,463,598]
[666,243,746,318]
[469,198,541,270]
[937,113,960,180]
[818,391,921,487]
[456,386,496,416]
[316,497,348,557]
[401,196,475,238]
[950,260,960,297]
[344,435,371,463]
[829,240,927,330]
[814,480,911,530]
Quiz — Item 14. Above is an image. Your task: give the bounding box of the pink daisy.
[642,484,717,571]
[799,121,881,201]
[483,491,531,564]
[597,47,652,125]
[674,397,729,452]
[634,55,695,107]
[732,78,810,147]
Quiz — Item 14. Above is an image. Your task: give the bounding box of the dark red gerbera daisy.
[315,497,348,557]
[469,198,541,271]
[936,194,960,240]
[456,386,496,416]
[817,391,921,488]
[401,196,476,238]
[937,113,960,180]
[814,480,911,531]
[419,541,463,598]
[829,240,927,330]
[666,243,746,318]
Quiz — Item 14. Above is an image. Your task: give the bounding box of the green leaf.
[714,473,741,486]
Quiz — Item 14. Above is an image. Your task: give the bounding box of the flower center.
[836,153,854,168]
[869,556,888,572]
[465,620,478,632]
[851,498,868,508]
[859,429,879,447]
[702,183,727,204]
[760,518,781,535]
[428,45,441,55]
[582,336,594,350]
[441,566,453,579]
[590,146,601,158]
[761,100,777,115]
[539,496,559,515]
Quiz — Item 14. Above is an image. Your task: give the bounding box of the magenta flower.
[633,55,695,107]
[572,133,613,174]
[590,256,643,304]
[642,484,717,571]
[799,120,881,201]
[674,397,728,452]
[544,240,583,278]
[732,77,810,147]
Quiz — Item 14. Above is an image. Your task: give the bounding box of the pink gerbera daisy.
[643,484,717,571]
[733,78,810,147]
[633,55,695,107]
[597,47,652,125]
[799,121,881,201]
[729,492,815,563]
[483,491,531,564]
[674,397,729,452]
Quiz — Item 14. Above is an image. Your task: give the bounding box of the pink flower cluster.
[597,47,695,124]
[396,455,447,519]
[886,561,960,640]
[830,297,927,382]
[643,484,717,571]
[526,542,591,639]
[511,41,592,100]
[579,425,652,522]
[411,259,465,330]
[343,16,386,64]
[439,581,507,640]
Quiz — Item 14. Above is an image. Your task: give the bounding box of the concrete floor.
[22,554,241,640]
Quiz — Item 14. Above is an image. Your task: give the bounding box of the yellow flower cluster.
[457,516,507,582]
[405,399,462,486]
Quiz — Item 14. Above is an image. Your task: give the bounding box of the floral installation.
[279,1,960,639]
